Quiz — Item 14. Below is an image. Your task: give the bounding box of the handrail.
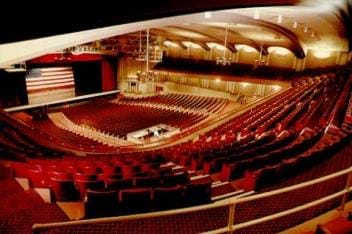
[205,189,348,234]
[32,165,352,233]
[236,166,351,203]
[4,90,120,112]
[32,198,231,231]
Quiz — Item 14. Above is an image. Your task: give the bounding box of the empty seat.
[73,173,97,181]
[48,171,73,180]
[106,178,133,191]
[81,166,99,174]
[50,178,80,202]
[101,165,122,174]
[153,185,184,210]
[119,188,152,214]
[184,181,212,206]
[162,172,189,187]
[10,162,28,178]
[97,173,122,181]
[76,180,105,200]
[85,190,119,218]
[134,176,161,188]
[27,169,49,188]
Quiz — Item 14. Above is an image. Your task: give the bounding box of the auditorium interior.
[1,0,352,233]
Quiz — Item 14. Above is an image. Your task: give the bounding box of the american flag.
[26,67,75,93]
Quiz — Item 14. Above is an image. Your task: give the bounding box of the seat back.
[153,185,184,210]
[50,178,79,201]
[106,178,133,191]
[76,180,105,200]
[184,182,212,205]
[119,188,152,214]
[134,176,161,188]
[85,190,119,218]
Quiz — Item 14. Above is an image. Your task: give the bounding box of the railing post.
[340,168,352,211]
[227,200,237,234]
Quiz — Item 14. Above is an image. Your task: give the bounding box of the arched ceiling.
[0,0,350,68]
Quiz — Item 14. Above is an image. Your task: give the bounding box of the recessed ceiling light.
[277,14,282,24]
[254,9,260,19]
[304,26,308,33]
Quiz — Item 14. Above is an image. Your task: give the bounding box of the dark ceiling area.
[0,0,297,44]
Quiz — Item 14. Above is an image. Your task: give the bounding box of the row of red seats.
[243,130,348,191]
[122,93,226,113]
[85,180,212,218]
[33,120,117,151]
[63,103,200,137]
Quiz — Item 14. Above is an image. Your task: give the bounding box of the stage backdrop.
[25,67,75,104]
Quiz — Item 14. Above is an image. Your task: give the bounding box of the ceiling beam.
[198,11,305,58]
[151,29,210,50]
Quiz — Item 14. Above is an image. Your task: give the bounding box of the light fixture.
[254,9,260,19]
[204,12,212,19]
[215,78,221,83]
[206,42,225,50]
[134,29,162,63]
[267,46,291,56]
[164,40,179,48]
[304,26,308,33]
[314,50,331,59]
[277,14,282,24]
[254,36,266,67]
[182,41,202,49]
[54,50,71,61]
[134,29,160,84]
[136,70,158,83]
[293,21,298,28]
[272,85,281,91]
[241,82,249,87]
[134,30,146,61]
[216,24,232,66]
[235,44,256,53]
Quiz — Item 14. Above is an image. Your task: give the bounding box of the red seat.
[134,176,161,188]
[81,166,99,174]
[184,181,212,205]
[106,178,133,191]
[119,188,152,214]
[48,171,73,180]
[76,180,105,200]
[50,178,80,201]
[153,185,184,210]
[10,162,28,178]
[73,173,97,181]
[27,169,49,188]
[101,165,122,174]
[85,190,119,218]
